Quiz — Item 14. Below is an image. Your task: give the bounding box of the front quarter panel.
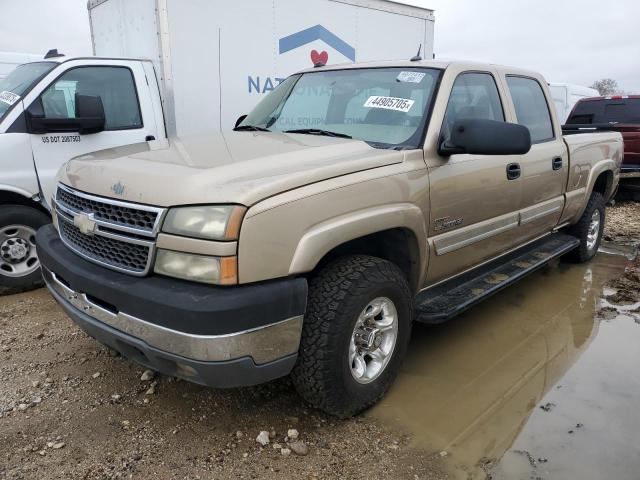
[0,122,40,201]
[238,152,429,285]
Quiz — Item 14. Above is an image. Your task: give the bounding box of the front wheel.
[564,192,605,263]
[0,205,50,295]
[291,255,412,418]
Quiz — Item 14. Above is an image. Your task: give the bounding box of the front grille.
[57,187,158,232]
[59,217,151,274]
[54,184,164,276]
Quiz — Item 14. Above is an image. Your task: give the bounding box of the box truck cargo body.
[89,0,435,135]
[0,0,434,292]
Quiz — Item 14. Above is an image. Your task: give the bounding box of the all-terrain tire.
[291,255,412,418]
[564,192,605,263]
[0,205,50,295]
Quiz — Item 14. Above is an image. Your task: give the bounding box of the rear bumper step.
[414,233,580,323]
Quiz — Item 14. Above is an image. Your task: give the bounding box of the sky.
[0,0,638,92]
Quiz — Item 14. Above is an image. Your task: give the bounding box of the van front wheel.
[0,205,49,295]
[291,255,412,418]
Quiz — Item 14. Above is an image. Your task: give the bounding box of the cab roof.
[297,58,541,78]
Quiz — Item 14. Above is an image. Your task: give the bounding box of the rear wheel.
[291,255,412,418]
[564,192,605,263]
[0,205,50,295]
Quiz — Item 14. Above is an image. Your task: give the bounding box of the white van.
[0,52,42,80]
[0,0,435,293]
[549,83,599,123]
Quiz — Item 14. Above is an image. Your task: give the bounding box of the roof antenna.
[44,49,65,59]
[410,44,422,62]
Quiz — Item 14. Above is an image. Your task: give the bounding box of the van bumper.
[36,225,307,387]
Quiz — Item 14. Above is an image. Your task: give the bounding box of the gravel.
[0,287,447,479]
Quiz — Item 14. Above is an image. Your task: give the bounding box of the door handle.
[506,163,521,180]
[552,157,563,171]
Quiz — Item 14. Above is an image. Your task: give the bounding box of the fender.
[0,184,39,202]
[584,158,618,202]
[562,159,616,226]
[289,203,428,282]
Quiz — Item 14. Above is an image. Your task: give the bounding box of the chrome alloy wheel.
[586,209,601,251]
[0,225,39,278]
[349,297,398,384]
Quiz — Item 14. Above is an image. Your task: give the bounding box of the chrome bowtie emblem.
[74,212,97,236]
[111,181,125,196]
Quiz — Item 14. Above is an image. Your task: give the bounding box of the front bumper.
[36,225,308,387]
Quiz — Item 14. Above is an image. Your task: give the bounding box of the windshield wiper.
[284,128,352,139]
[234,124,271,132]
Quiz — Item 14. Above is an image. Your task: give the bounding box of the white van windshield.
[0,62,56,122]
[239,67,442,149]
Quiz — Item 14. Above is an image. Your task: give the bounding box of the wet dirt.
[0,287,447,480]
[369,201,640,480]
[1,202,638,479]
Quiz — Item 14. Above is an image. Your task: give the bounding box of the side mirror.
[26,93,105,135]
[234,114,247,129]
[438,118,532,156]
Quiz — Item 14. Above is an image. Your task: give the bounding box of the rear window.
[567,98,640,124]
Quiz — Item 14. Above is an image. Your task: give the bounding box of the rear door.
[424,68,523,284]
[27,59,160,207]
[503,75,567,240]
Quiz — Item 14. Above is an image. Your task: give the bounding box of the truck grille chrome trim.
[54,184,166,276]
[44,268,303,364]
[56,184,164,236]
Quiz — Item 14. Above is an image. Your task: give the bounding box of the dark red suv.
[565,95,640,198]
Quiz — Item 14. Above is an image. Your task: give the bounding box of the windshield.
[0,62,56,122]
[567,98,640,124]
[240,67,442,149]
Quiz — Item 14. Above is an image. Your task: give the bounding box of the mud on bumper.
[36,225,308,387]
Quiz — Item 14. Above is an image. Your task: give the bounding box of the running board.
[414,233,580,324]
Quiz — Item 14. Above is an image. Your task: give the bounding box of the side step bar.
[414,233,580,324]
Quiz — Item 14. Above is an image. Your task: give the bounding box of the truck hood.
[59,131,405,207]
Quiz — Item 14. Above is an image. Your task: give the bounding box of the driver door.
[28,62,158,207]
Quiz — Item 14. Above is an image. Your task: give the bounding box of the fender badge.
[111,181,125,196]
[434,216,464,232]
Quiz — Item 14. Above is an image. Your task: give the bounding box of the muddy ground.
[601,201,640,307]
[1,201,639,480]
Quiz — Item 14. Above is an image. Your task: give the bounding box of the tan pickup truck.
[36,60,622,417]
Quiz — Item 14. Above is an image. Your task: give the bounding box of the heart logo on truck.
[311,50,329,65]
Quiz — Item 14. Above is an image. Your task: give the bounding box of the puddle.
[368,252,640,479]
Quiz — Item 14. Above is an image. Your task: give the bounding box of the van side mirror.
[438,119,532,156]
[26,93,105,135]
[235,114,247,129]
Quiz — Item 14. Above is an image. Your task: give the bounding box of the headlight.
[154,249,238,285]
[162,205,246,241]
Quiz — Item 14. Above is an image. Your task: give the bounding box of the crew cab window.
[39,66,142,130]
[442,72,505,134]
[506,76,554,143]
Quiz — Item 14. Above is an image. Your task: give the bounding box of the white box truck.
[0,0,434,293]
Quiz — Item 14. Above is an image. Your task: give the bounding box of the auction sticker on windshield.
[364,96,414,113]
[0,91,20,106]
[396,71,426,83]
